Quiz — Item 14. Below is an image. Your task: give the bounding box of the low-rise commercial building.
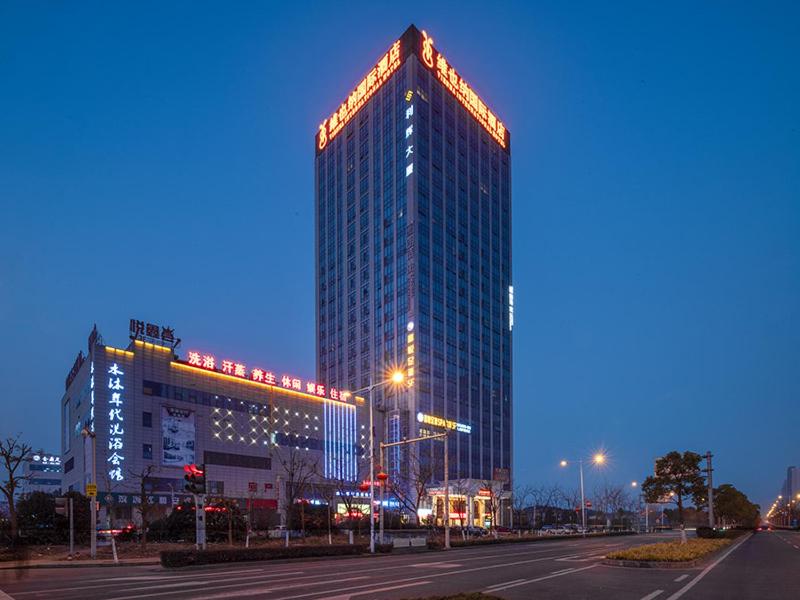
[60,322,362,526]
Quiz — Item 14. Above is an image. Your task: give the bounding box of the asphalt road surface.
[0,531,797,600]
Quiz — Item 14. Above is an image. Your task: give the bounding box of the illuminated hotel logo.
[183,351,343,402]
[419,30,508,149]
[316,39,402,151]
[417,411,471,434]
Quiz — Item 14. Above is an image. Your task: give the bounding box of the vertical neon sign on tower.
[107,363,126,481]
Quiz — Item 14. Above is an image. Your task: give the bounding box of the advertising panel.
[162,407,195,466]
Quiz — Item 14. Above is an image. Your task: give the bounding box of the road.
[0,531,797,599]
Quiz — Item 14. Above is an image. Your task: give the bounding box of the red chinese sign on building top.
[316,39,402,152]
[183,351,342,402]
[419,30,508,149]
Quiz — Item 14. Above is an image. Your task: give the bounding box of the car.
[755,523,772,532]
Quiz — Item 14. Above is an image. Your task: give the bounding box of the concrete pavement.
[0,531,794,599]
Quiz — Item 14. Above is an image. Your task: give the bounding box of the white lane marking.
[483,579,527,592]
[409,562,462,568]
[674,574,689,582]
[482,564,599,592]
[11,570,300,596]
[640,591,664,600]
[109,575,368,600]
[793,545,799,549]
[664,533,751,600]
[550,568,574,574]
[0,588,17,600]
[317,580,432,600]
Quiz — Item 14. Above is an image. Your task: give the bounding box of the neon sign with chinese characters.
[420,30,508,149]
[107,363,126,481]
[182,351,343,402]
[316,39,402,151]
[417,411,471,434]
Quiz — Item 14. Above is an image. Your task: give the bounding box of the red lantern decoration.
[376,472,388,482]
[358,482,370,492]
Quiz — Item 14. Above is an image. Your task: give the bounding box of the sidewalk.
[0,556,160,570]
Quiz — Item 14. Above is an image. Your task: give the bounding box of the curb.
[602,557,704,569]
[0,559,160,570]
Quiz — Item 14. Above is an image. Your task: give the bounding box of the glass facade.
[315,26,512,485]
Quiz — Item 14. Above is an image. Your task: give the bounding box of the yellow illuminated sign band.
[417,411,471,434]
[421,30,508,149]
[317,39,402,151]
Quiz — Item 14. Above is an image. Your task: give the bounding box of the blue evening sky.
[1,1,798,510]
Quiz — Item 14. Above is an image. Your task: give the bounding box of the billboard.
[162,407,195,466]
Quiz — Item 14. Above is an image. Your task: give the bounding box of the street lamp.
[560,452,607,537]
[343,369,405,554]
[80,426,97,559]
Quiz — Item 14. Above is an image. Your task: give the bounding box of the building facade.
[60,322,362,525]
[314,26,512,524]
[19,452,62,497]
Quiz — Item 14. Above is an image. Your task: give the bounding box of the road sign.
[86,483,97,497]
[585,500,592,508]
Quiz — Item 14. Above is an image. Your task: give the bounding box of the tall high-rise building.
[315,26,512,498]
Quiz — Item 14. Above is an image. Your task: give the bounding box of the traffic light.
[55,497,69,517]
[183,463,206,495]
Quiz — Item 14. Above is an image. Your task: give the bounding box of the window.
[143,444,153,460]
[142,411,152,428]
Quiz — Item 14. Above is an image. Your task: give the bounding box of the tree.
[714,484,760,528]
[277,448,318,540]
[389,452,438,526]
[641,451,706,532]
[529,485,558,528]
[480,480,505,537]
[0,436,32,543]
[313,479,337,544]
[511,485,531,534]
[128,465,156,549]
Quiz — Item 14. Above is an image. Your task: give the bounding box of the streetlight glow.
[631,481,638,487]
[593,452,606,465]
[559,460,568,467]
[391,370,405,384]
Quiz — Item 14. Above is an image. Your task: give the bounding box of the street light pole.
[345,370,405,555]
[368,377,375,554]
[579,460,586,537]
[81,427,97,559]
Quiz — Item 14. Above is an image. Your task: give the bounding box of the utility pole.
[706,451,715,528]
[68,498,74,556]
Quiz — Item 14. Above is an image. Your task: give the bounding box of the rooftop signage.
[316,39,402,152]
[419,30,508,149]
[178,351,347,404]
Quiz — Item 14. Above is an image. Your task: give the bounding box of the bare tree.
[480,480,506,537]
[128,465,156,549]
[0,436,32,543]
[511,484,532,534]
[277,448,318,540]
[312,476,338,545]
[529,485,558,529]
[389,452,438,526]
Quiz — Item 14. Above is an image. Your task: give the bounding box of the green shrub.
[161,543,369,568]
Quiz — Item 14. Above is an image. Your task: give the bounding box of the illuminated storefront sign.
[416,411,471,434]
[32,455,61,465]
[317,39,402,151]
[182,351,343,402]
[107,363,126,482]
[419,30,508,149]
